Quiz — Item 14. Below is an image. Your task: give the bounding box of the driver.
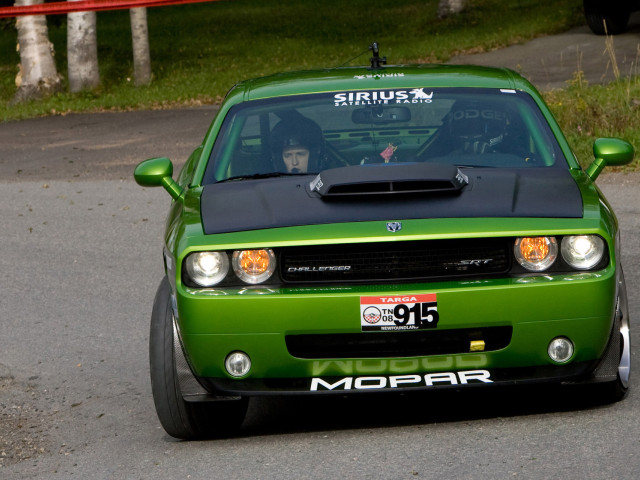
[282,142,311,174]
[270,117,324,173]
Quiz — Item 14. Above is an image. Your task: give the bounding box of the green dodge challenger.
[135,55,633,439]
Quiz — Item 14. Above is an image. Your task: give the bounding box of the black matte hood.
[201,167,583,235]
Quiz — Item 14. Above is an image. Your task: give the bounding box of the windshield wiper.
[217,172,310,183]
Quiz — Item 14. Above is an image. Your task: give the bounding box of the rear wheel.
[584,0,631,35]
[149,277,248,439]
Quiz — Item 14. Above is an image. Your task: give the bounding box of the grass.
[1,0,584,119]
[545,46,640,171]
[1,0,637,171]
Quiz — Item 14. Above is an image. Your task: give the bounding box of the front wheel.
[591,268,631,403]
[149,277,248,440]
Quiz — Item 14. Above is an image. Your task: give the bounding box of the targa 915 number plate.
[360,294,439,331]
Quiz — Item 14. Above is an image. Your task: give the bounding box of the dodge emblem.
[386,222,402,233]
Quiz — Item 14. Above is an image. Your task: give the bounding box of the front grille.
[286,327,513,359]
[281,238,510,284]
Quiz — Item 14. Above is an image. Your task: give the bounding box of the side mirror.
[134,157,184,201]
[586,138,634,181]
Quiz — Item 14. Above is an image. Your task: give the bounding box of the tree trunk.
[438,0,466,19]
[14,0,62,103]
[67,0,100,92]
[130,7,151,86]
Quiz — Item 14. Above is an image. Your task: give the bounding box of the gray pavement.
[0,107,217,183]
[449,12,640,90]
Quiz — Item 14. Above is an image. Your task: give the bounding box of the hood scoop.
[310,163,468,197]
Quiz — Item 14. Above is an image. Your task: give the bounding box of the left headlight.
[561,235,605,270]
[514,236,558,271]
[185,251,229,287]
[232,249,276,284]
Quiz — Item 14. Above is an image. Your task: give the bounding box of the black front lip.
[193,361,600,398]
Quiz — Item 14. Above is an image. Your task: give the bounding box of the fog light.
[548,337,574,363]
[225,351,251,377]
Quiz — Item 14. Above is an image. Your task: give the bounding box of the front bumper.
[174,268,617,397]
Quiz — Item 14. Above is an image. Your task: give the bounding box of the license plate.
[360,294,439,331]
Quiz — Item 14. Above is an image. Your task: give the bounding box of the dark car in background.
[584,0,640,34]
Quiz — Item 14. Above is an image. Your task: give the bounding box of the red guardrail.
[0,0,222,18]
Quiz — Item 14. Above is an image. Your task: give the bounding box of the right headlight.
[561,235,605,270]
[185,251,229,287]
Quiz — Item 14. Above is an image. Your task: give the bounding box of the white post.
[14,0,61,101]
[130,7,151,86]
[67,0,100,92]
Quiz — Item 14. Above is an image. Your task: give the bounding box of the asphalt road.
[448,12,640,90]
[1,19,640,480]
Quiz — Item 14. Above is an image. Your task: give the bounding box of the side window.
[176,146,203,188]
[228,114,269,178]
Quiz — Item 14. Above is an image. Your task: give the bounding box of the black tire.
[591,268,631,403]
[149,277,248,440]
[584,0,631,35]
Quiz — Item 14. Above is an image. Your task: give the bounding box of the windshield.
[204,88,564,183]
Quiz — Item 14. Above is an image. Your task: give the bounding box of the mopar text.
[310,369,492,391]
